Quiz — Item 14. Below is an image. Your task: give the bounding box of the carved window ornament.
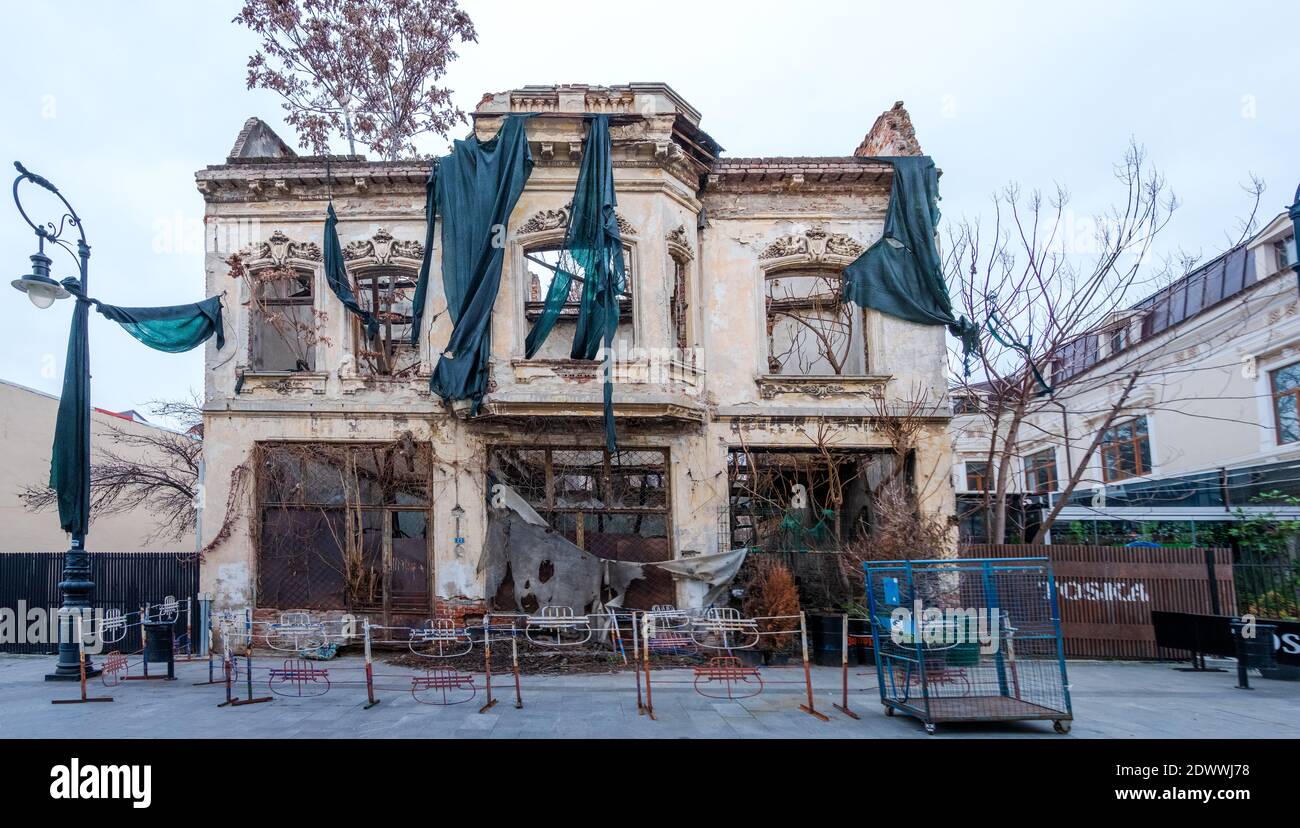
[342,227,425,266]
[666,224,695,261]
[514,202,636,237]
[245,229,323,267]
[758,226,864,263]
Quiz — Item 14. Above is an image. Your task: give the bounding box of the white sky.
[1,0,1296,423]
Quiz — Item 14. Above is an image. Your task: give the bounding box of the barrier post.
[52,615,113,705]
[833,613,859,719]
[363,618,380,709]
[479,613,497,713]
[225,610,272,707]
[511,623,523,709]
[642,612,655,720]
[798,611,829,721]
[632,611,643,714]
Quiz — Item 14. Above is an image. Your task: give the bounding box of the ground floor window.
[487,446,674,607]
[254,441,432,624]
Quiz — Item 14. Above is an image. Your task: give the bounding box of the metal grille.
[865,558,1072,729]
[0,552,199,654]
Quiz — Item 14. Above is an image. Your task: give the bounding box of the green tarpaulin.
[51,287,225,534]
[50,298,91,535]
[842,155,979,364]
[324,203,379,341]
[523,115,625,452]
[93,295,226,353]
[426,115,534,408]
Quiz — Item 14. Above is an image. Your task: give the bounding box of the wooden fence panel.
[961,544,1234,659]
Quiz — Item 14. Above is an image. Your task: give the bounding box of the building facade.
[196,85,956,620]
[953,210,1300,544]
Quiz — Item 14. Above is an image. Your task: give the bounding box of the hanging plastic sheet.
[51,287,225,534]
[323,203,379,341]
[426,115,534,409]
[842,155,979,370]
[523,115,625,452]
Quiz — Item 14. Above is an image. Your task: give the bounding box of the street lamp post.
[1289,183,1300,288]
[10,162,98,681]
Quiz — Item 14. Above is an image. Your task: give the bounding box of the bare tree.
[235,0,477,159]
[19,397,203,545]
[949,142,1269,544]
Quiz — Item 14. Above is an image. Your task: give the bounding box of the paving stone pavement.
[0,654,1294,739]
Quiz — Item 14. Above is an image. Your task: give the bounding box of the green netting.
[324,203,379,341]
[842,155,979,368]
[426,115,534,408]
[523,115,625,451]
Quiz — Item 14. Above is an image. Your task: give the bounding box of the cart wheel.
[1053,720,1071,734]
[924,723,936,735]
[883,705,895,717]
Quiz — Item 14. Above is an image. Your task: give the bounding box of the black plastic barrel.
[143,621,175,679]
[806,613,844,666]
[848,617,873,665]
[1230,621,1276,668]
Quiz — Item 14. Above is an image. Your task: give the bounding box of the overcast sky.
[1,0,1296,422]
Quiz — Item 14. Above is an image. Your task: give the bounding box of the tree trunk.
[1031,372,1139,543]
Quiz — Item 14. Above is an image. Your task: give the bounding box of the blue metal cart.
[864,557,1073,734]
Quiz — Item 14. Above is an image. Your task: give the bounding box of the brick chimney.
[854,101,923,157]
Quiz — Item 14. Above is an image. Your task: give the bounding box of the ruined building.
[196,84,957,625]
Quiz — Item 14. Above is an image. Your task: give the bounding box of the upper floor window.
[965,461,990,492]
[1024,448,1058,493]
[1276,235,1297,273]
[1107,324,1129,356]
[1100,416,1152,482]
[670,254,690,352]
[764,269,865,375]
[524,244,633,359]
[354,269,420,377]
[1271,362,1300,444]
[951,394,981,415]
[251,267,319,372]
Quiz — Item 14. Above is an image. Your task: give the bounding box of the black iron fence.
[0,552,200,654]
[1233,550,1300,621]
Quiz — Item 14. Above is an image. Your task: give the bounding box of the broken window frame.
[522,242,635,357]
[249,265,323,373]
[763,267,867,376]
[488,446,671,556]
[254,441,433,622]
[351,266,421,377]
[670,252,690,352]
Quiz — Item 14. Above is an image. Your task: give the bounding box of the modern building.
[0,378,194,553]
[952,209,1300,544]
[195,85,958,623]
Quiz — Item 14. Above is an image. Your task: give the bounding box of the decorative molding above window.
[756,374,888,400]
[236,371,329,396]
[666,224,695,260]
[342,228,424,265]
[514,202,636,237]
[246,230,322,266]
[758,226,864,263]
